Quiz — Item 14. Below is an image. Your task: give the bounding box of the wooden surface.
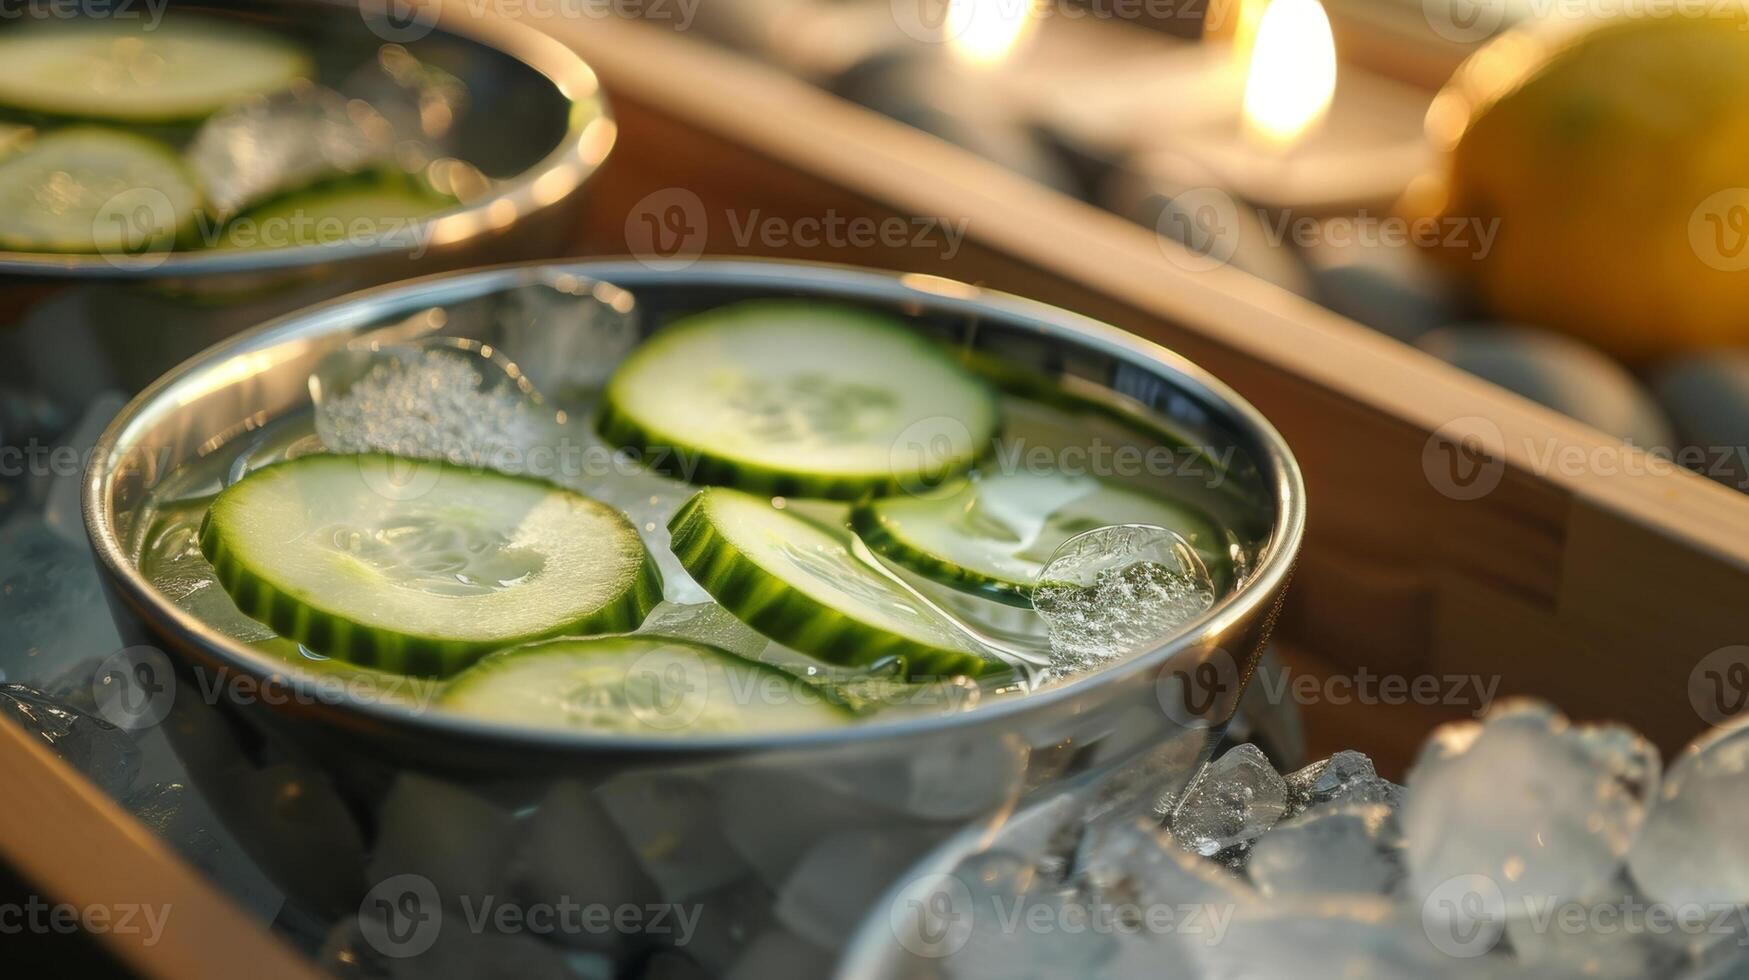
[0,720,321,980]
[531,11,1749,765]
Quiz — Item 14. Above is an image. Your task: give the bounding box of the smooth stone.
[829,50,1078,196]
[1312,262,1463,343]
[1647,351,1749,491]
[1416,324,1675,451]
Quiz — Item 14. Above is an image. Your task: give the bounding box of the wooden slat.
[524,11,1749,757]
[0,717,322,980]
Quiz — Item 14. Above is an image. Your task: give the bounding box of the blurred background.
[599,0,1749,494]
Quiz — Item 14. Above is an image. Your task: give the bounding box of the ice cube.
[595,773,746,902]
[188,83,395,219]
[311,339,561,472]
[1402,700,1659,913]
[508,781,656,956]
[385,914,575,980]
[1502,876,1688,979]
[1283,750,1403,816]
[774,827,941,948]
[1628,720,1749,909]
[944,878,1120,980]
[1191,897,1455,980]
[1031,524,1215,675]
[722,928,834,980]
[1077,819,1252,910]
[636,950,707,980]
[42,391,125,545]
[678,876,778,977]
[123,782,220,860]
[1169,743,1289,859]
[495,277,641,403]
[0,516,123,677]
[1246,803,1405,898]
[368,773,518,907]
[714,769,899,888]
[0,684,139,796]
[200,759,364,921]
[807,734,1026,823]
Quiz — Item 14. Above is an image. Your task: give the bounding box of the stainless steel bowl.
[83,259,1304,974]
[0,0,612,401]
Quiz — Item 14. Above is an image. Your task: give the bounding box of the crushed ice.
[907,699,1749,979]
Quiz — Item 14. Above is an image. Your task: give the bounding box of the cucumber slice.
[441,635,855,734]
[199,454,661,677]
[598,301,1000,499]
[0,19,309,123]
[851,472,1229,606]
[668,487,993,679]
[0,128,199,254]
[211,178,452,251]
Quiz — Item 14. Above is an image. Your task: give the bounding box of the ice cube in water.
[496,276,640,402]
[311,338,557,471]
[1031,524,1215,674]
[187,84,395,219]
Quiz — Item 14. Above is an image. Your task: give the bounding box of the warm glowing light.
[1241,0,1338,149]
[944,0,1036,67]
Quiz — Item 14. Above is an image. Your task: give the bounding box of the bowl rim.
[82,257,1308,757]
[0,0,613,278]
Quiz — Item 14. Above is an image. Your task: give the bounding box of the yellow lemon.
[1414,10,1749,361]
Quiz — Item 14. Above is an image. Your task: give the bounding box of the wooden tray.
[4,7,1745,973]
